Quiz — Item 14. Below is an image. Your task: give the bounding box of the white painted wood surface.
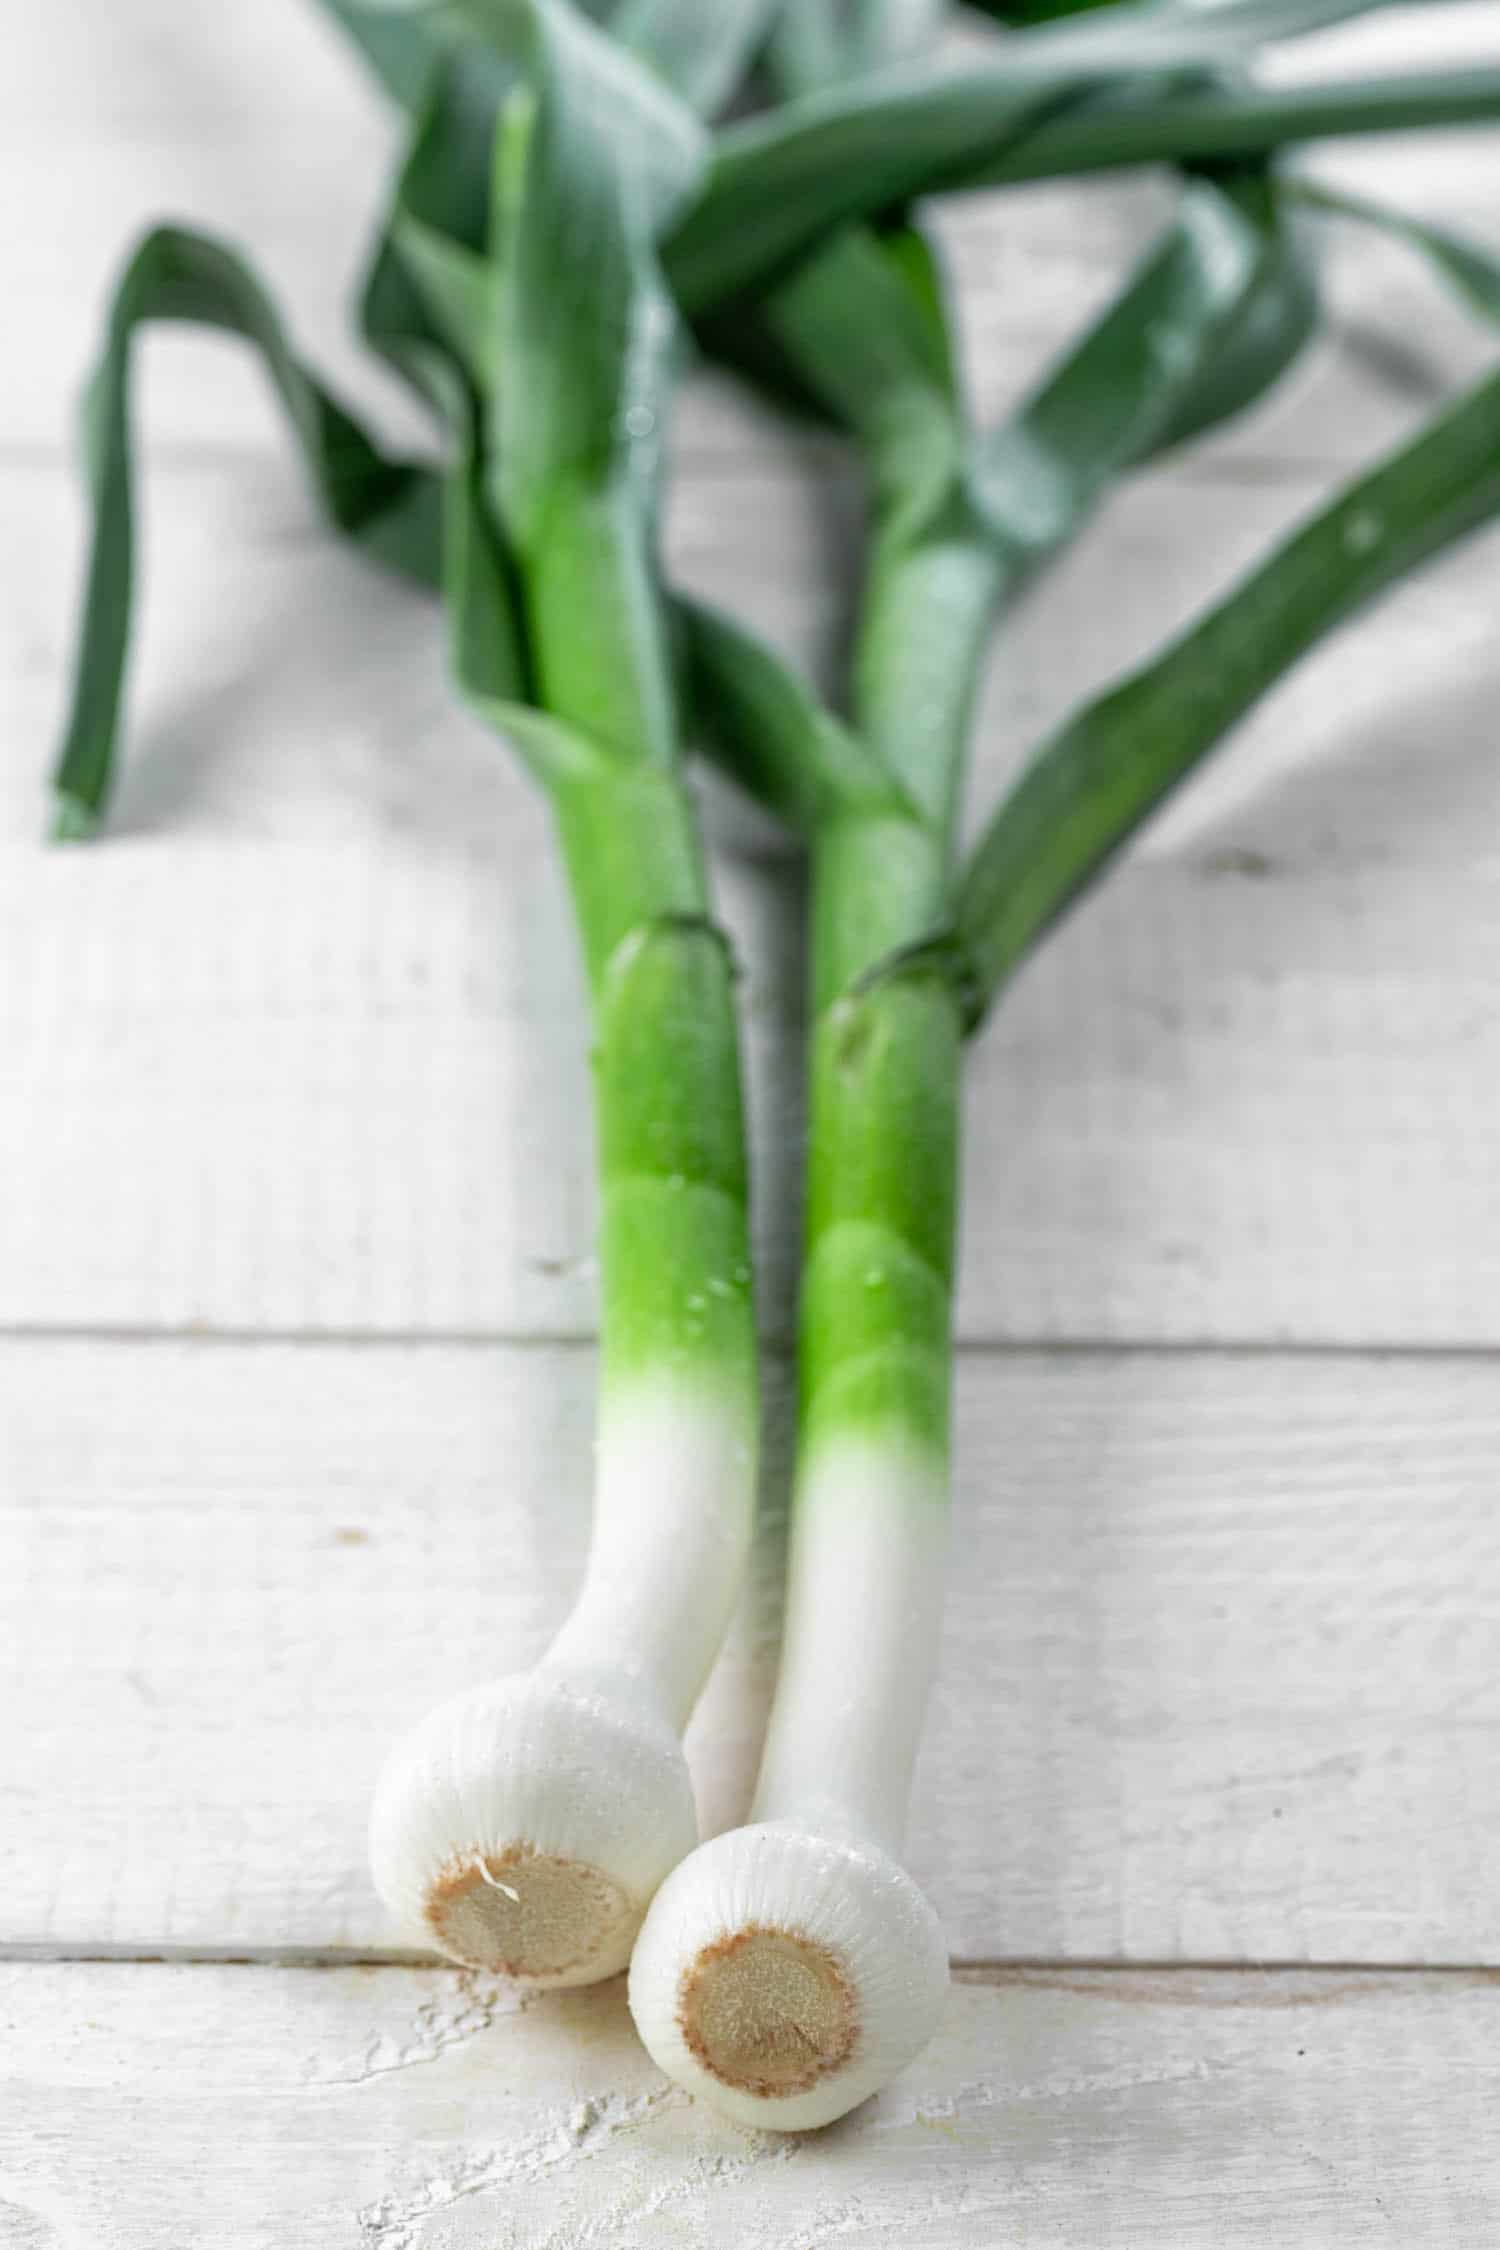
[3,1963,1499,2247]
[7,0,1500,2233]
[5,1340,1500,1963]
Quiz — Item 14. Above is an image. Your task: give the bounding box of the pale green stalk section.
[753,212,998,1470]
[476,14,756,1723]
[746,222,1000,1842]
[754,532,993,1844]
[800,534,996,1469]
[486,27,755,1428]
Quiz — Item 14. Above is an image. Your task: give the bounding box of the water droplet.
[707,1276,733,1297]
[1146,321,1191,374]
[667,1173,685,1192]
[686,1293,707,1313]
[733,1262,751,1285]
[623,405,655,439]
[863,1267,887,1289]
[1344,509,1382,556]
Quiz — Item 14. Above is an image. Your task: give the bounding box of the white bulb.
[370,1668,698,1987]
[628,1820,949,2129]
[369,1384,757,1985]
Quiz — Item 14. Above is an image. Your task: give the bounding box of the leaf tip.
[50,793,101,845]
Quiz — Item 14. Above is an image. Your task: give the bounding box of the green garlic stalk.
[630,55,1327,2115]
[368,5,760,1985]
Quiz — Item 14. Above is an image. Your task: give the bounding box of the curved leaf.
[702,167,1319,838]
[680,599,903,829]
[1288,180,1500,325]
[973,165,1317,561]
[611,0,782,115]
[359,49,512,398]
[768,0,947,92]
[954,366,1500,1023]
[761,224,964,499]
[666,0,1397,309]
[51,227,441,836]
[963,65,1500,192]
[312,0,460,104]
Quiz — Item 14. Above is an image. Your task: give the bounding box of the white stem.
[628,1432,953,2129]
[368,1373,755,1983]
[544,1378,757,1731]
[751,1434,949,1855]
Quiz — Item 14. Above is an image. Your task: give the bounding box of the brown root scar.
[425,1843,629,1978]
[677,1924,858,2097]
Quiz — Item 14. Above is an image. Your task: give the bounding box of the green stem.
[549,766,754,1400]
[801,530,999,1464]
[513,349,753,1411]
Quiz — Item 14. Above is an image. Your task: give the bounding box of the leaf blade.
[972,166,1317,561]
[955,367,1500,1022]
[610,0,782,115]
[1289,180,1500,325]
[489,1,705,765]
[666,0,1401,309]
[965,65,1500,191]
[50,226,441,834]
[681,599,905,828]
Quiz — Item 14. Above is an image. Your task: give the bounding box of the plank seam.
[2,1324,1500,1361]
[2,1944,1496,1976]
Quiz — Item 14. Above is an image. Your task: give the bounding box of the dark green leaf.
[856,0,950,66]
[1289,180,1500,325]
[969,0,1131,23]
[963,65,1500,191]
[50,227,442,837]
[489,1,705,763]
[768,0,947,93]
[311,0,459,105]
[666,0,1397,309]
[763,223,961,445]
[954,366,1500,1023]
[492,4,702,540]
[698,172,1316,842]
[681,599,901,827]
[384,210,494,377]
[973,166,1316,560]
[353,46,514,408]
[443,424,611,788]
[1145,168,1318,454]
[764,5,849,97]
[611,0,783,115]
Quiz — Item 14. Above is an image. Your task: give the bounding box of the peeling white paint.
[354,2085,684,2249]
[309,1971,532,2089]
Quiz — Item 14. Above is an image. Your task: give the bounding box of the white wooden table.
[5,4,1500,2241]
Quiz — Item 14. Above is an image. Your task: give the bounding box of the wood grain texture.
[2,1961,1498,2247]
[4,1340,1498,1962]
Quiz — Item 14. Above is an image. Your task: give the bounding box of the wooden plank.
[8,0,1500,469]
[4,1339,1498,1962]
[7,441,1500,1347]
[2,1960,1498,2246]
